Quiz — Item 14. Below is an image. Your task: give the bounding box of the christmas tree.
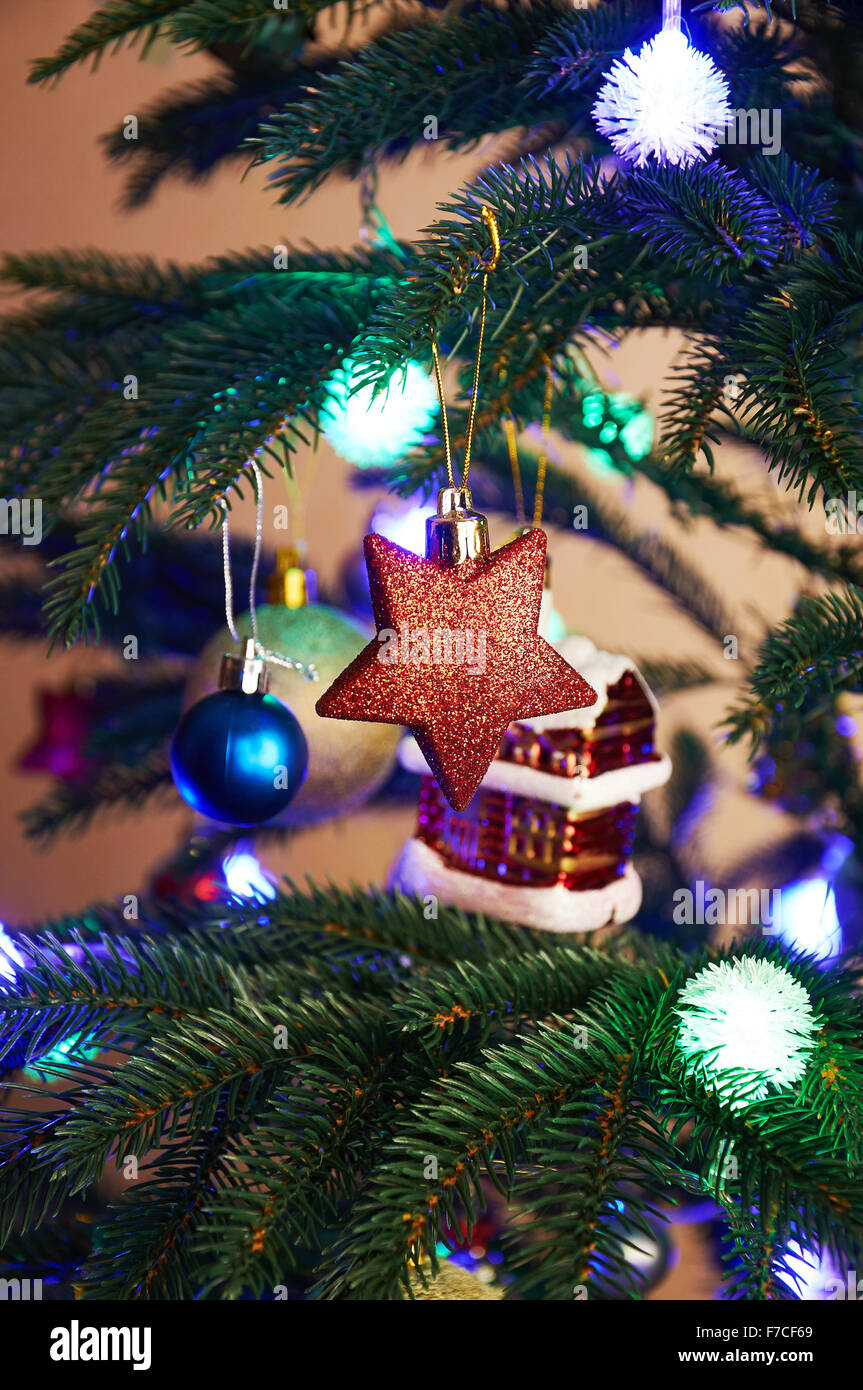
[1,0,863,1306]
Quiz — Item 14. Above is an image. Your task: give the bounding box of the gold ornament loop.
[450,204,500,294]
[480,204,501,272]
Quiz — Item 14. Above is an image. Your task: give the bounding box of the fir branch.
[671,1072,863,1271]
[251,5,577,204]
[186,1016,484,1298]
[718,1199,797,1302]
[398,946,621,1045]
[190,1074,392,1298]
[79,1097,257,1299]
[646,946,863,1275]
[15,155,860,647]
[223,878,587,967]
[508,1083,676,1299]
[1,247,204,306]
[2,994,387,1239]
[724,587,863,751]
[736,319,863,505]
[1,890,861,1298]
[79,993,404,1298]
[745,152,838,256]
[160,0,310,56]
[0,1203,95,1289]
[0,931,246,1070]
[624,161,782,286]
[29,0,186,84]
[314,1017,612,1299]
[28,0,359,84]
[632,455,863,589]
[0,519,264,655]
[350,155,620,392]
[634,658,720,695]
[524,0,646,99]
[34,268,391,643]
[100,63,346,209]
[657,337,733,473]
[20,750,176,844]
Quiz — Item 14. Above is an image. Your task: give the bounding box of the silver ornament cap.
[219,636,269,695]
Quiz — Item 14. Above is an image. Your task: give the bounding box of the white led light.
[593,27,731,168]
[676,956,819,1106]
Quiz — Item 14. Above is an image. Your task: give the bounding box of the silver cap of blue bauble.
[219,636,268,695]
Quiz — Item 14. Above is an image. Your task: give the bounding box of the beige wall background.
[0,0,848,928]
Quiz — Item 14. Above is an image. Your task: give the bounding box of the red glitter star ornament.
[317,520,597,811]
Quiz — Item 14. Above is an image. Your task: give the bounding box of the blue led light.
[370,493,429,556]
[777,877,841,962]
[222,851,277,901]
[0,923,26,982]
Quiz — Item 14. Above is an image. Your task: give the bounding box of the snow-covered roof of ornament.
[398,634,671,813]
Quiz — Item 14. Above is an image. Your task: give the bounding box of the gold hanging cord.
[533,355,553,530]
[503,352,553,531]
[429,205,500,494]
[503,414,525,527]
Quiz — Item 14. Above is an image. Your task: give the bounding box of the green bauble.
[403,1260,504,1301]
[184,604,400,828]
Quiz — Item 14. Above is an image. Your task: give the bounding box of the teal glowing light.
[544,607,568,643]
[321,359,439,468]
[618,404,654,461]
[581,391,654,465]
[24,1031,100,1081]
[582,392,606,429]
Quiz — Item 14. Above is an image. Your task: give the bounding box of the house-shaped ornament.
[390,629,671,932]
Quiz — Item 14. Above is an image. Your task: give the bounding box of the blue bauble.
[170,690,308,826]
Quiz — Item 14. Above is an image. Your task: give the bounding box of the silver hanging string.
[222,505,240,643]
[248,459,265,650]
[221,463,318,682]
[662,0,681,30]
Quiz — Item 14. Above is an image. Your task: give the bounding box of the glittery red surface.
[316,528,597,811]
